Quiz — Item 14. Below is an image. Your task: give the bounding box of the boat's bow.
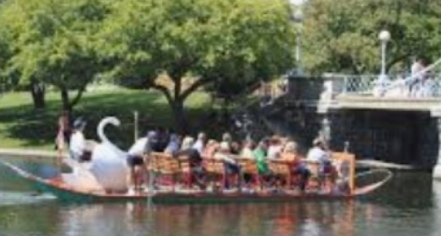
[353,169,393,196]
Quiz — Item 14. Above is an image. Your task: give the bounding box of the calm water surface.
[0,157,440,236]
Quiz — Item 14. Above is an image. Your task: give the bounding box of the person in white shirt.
[69,118,88,162]
[410,57,425,97]
[306,138,330,164]
[126,131,158,194]
[306,137,334,189]
[192,132,206,155]
[267,137,283,160]
[128,136,149,163]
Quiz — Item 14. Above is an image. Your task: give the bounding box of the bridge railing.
[322,73,441,99]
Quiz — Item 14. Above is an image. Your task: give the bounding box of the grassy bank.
[0,88,214,150]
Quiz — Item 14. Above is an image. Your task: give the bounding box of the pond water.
[0,157,440,236]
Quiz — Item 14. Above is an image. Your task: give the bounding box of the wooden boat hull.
[0,160,388,204]
[30,178,355,204]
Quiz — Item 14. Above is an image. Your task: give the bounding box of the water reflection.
[49,201,360,236]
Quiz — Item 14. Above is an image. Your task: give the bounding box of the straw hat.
[222,133,232,142]
[197,132,206,140]
[181,136,195,150]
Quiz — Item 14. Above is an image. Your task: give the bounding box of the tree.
[0,10,15,95]
[302,0,441,74]
[0,0,113,111]
[102,0,296,132]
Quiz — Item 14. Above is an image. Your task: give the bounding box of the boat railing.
[145,151,356,195]
[203,158,227,191]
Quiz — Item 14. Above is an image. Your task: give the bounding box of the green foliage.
[102,0,295,95]
[197,0,296,100]
[100,0,296,130]
[0,8,14,90]
[302,0,441,74]
[0,0,113,109]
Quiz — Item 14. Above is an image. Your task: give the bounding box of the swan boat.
[0,158,392,204]
[0,117,393,204]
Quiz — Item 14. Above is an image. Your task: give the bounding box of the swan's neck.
[97,121,110,144]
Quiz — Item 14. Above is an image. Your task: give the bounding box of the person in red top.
[57,110,71,145]
[55,110,71,156]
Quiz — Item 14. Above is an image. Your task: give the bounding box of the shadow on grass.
[0,90,221,149]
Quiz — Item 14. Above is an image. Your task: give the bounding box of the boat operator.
[69,118,91,162]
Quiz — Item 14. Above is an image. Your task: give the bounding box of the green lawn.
[0,88,215,150]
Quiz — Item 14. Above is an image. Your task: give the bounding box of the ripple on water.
[0,191,56,206]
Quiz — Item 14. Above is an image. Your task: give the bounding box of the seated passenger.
[267,136,283,160]
[280,141,298,162]
[175,136,202,163]
[69,118,90,162]
[213,142,236,164]
[253,139,270,176]
[306,138,332,173]
[240,140,255,159]
[202,140,217,158]
[192,132,206,156]
[283,141,310,192]
[230,141,241,155]
[214,142,240,188]
[175,136,205,188]
[164,134,181,156]
[221,132,233,146]
[306,138,335,192]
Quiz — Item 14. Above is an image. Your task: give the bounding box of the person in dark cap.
[145,130,161,152]
[69,117,89,162]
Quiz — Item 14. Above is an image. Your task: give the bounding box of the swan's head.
[97,116,122,144]
[100,117,121,127]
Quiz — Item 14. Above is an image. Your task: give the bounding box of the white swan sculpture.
[89,117,130,192]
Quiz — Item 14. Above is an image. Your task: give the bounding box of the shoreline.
[0,148,65,159]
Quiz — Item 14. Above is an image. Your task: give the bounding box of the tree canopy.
[0,0,113,110]
[101,0,296,131]
[2,0,439,131]
[302,0,441,74]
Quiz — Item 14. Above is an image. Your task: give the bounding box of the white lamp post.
[289,0,304,75]
[379,30,391,78]
[374,30,391,97]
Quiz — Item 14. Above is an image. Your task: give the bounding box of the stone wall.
[265,101,323,155]
[287,76,324,101]
[329,109,438,167]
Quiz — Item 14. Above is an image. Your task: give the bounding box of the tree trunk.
[61,87,71,112]
[170,98,188,134]
[151,78,210,134]
[30,79,46,109]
